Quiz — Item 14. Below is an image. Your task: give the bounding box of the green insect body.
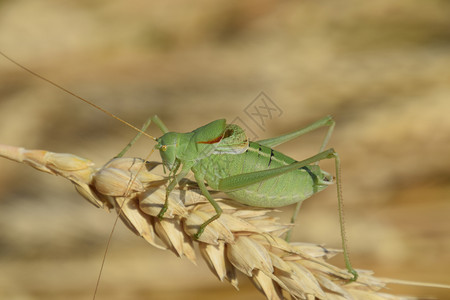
[154,117,335,223]
[157,118,333,208]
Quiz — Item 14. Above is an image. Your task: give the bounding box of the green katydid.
[0,50,358,281]
[133,114,357,281]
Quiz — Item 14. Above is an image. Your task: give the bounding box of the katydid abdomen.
[194,141,333,208]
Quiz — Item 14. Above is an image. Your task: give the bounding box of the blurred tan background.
[0,1,449,299]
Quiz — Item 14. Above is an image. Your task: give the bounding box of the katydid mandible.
[0,50,358,281]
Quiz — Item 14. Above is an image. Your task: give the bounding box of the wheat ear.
[1,144,449,300]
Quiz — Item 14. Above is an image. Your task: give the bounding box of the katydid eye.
[161,145,167,151]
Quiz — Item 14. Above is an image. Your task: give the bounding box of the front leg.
[157,164,190,219]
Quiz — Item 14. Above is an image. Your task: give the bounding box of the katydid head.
[155,132,179,171]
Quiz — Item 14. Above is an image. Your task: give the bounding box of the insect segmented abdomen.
[197,142,332,208]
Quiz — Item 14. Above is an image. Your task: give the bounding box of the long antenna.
[0,50,156,141]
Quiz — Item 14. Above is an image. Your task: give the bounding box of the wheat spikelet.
[1,144,448,300]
